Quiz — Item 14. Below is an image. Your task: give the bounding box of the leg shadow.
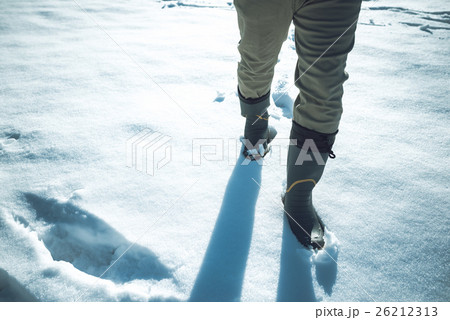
[276,215,317,302]
[189,152,262,301]
[0,268,38,302]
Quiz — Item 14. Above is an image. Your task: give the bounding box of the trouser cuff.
[238,87,271,118]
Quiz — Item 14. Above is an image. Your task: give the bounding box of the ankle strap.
[291,121,338,157]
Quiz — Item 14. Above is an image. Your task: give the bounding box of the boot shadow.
[313,230,339,296]
[189,151,262,301]
[276,215,317,302]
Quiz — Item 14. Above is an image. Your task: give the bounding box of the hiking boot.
[284,121,337,249]
[239,89,277,160]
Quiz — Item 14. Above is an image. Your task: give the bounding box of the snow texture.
[0,0,449,301]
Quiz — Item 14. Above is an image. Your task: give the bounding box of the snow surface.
[0,0,449,301]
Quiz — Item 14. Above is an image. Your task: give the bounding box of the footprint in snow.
[399,22,450,34]
[367,6,450,34]
[22,193,172,284]
[0,129,21,147]
[162,1,233,10]
[213,92,225,103]
[272,79,294,119]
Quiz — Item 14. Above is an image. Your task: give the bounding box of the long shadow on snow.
[277,215,317,301]
[24,193,172,284]
[0,268,38,302]
[189,151,261,301]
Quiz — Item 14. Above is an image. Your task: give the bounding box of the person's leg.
[285,0,362,248]
[293,0,362,133]
[235,0,294,99]
[234,0,293,158]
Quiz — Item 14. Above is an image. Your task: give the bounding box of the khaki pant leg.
[234,0,294,99]
[293,0,362,134]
